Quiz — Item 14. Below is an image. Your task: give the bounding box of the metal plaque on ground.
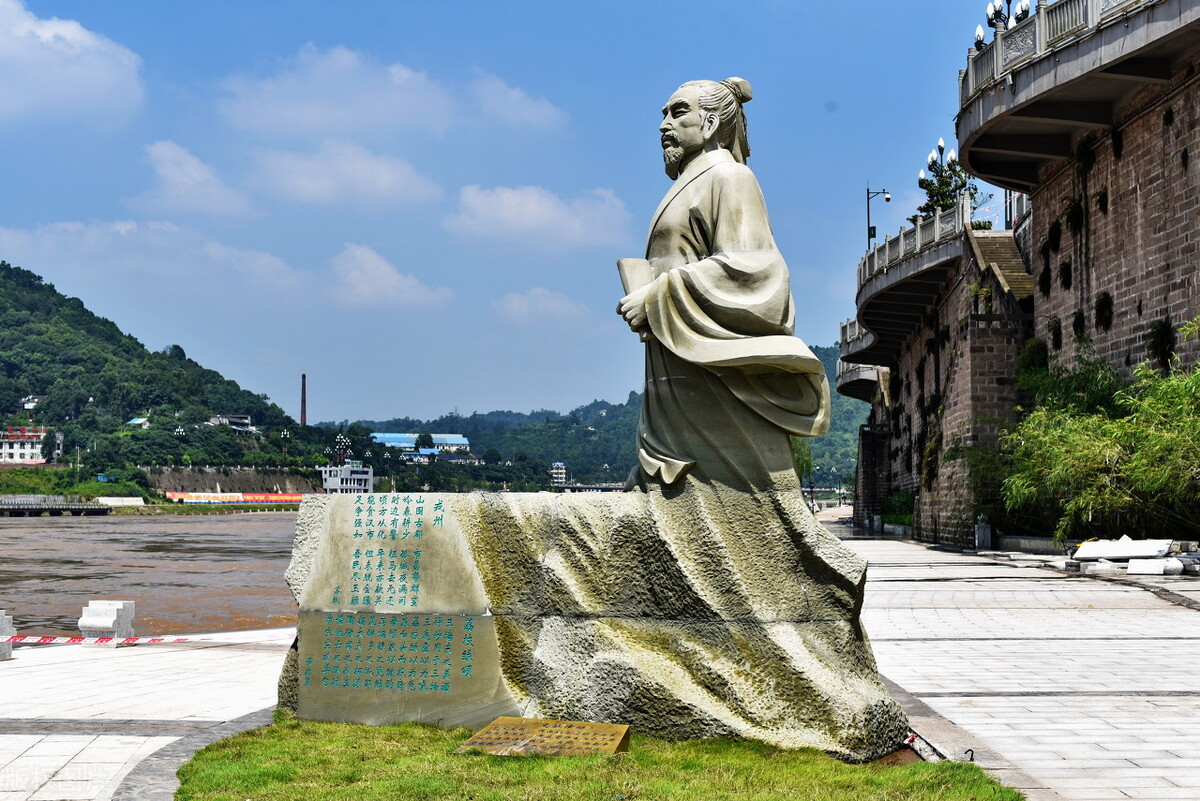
[454,716,631,756]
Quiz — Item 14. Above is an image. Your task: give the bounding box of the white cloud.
[0,223,455,316]
[493,287,593,327]
[253,141,441,205]
[469,73,565,128]
[132,141,253,216]
[0,219,288,280]
[219,44,455,138]
[330,243,452,309]
[0,0,142,126]
[444,185,628,250]
[0,220,476,423]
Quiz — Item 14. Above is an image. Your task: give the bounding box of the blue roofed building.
[371,433,471,453]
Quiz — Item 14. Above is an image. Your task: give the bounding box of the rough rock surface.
[279,482,905,760]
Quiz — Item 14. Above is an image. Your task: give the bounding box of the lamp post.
[808,465,820,513]
[984,0,1031,33]
[918,137,969,216]
[866,184,891,251]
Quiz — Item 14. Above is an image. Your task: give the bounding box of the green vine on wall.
[1148,317,1176,368]
[1094,292,1114,331]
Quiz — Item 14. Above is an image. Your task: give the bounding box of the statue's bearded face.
[660,86,708,180]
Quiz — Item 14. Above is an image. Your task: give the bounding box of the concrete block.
[0,609,13,660]
[1085,559,1125,575]
[1074,537,1171,562]
[1126,558,1166,575]
[78,600,135,647]
[1126,558,1184,576]
[974,522,993,550]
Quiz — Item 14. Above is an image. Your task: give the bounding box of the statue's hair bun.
[723,77,752,103]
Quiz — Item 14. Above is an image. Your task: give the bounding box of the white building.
[549,461,567,486]
[0,426,49,465]
[319,460,374,494]
[371,433,471,452]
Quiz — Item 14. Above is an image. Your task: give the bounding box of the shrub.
[1002,320,1200,540]
[882,489,917,525]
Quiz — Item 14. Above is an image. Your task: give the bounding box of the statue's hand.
[617,285,650,332]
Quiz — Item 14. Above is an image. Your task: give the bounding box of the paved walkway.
[844,531,1200,801]
[3,526,1200,801]
[0,630,294,801]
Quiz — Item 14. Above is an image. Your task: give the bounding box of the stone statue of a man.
[282,77,906,762]
[617,78,829,492]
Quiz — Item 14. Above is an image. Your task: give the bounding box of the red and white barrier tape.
[2,629,296,646]
[3,635,195,645]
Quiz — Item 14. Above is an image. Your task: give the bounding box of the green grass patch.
[176,711,1019,801]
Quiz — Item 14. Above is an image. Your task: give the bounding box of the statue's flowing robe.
[283,149,907,761]
[635,148,830,491]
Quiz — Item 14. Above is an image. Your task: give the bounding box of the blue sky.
[0,1,1002,423]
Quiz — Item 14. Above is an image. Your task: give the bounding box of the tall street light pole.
[866,184,891,251]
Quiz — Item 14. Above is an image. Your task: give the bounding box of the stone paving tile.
[0,634,288,801]
[17,744,89,760]
[45,765,116,784]
[0,734,179,801]
[29,781,107,801]
[0,641,289,722]
[846,538,1200,801]
[0,757,64,792]
[0,737,44,772]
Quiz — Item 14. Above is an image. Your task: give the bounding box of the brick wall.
[858,229,1028,546]
[1030,53,1200,372]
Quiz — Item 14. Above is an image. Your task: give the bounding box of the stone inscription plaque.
[294,493,520,730]
[455,716,631,757]
[297,610,516,729]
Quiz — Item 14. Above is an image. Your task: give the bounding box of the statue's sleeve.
[646,162,795,343]
[643,162,830,437]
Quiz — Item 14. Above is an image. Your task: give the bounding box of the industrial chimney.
[301,373,307,427]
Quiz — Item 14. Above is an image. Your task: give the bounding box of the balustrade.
[1045,0,1088,42]
[961,0,1154,101]
[857,196,969,291]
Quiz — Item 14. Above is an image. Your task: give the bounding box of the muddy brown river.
[0,512,298,637]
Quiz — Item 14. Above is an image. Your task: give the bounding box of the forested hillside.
[0,261,307,476]
[810,344,870,485]
[350,346,867,486]
[3,257,865,492]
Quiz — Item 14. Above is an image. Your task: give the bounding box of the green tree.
[791,437,813,483]
[911,140,991,222]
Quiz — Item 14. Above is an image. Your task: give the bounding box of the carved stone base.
[279,483,906,761]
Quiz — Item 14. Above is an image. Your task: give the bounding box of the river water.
[0,512,298,637]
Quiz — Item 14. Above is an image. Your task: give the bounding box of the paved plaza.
[847,533,1200,801]
[2,530,1199,800]
[0,630,294,801]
